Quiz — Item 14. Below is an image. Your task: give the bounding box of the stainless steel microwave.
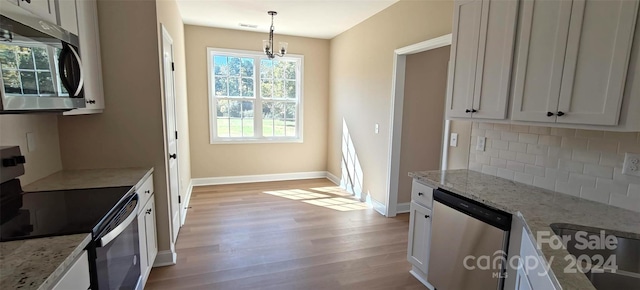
[0,4,85,113]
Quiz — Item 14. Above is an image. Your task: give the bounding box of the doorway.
[385,34,452,217]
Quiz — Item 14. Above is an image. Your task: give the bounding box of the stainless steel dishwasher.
[428,188,512,290]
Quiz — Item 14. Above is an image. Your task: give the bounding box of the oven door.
[93,194,141,290]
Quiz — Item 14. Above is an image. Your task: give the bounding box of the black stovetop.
[0,186,134,242]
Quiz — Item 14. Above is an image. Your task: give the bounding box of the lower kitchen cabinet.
[52,250,90,290]
[407,201,432,273]
[515,264,533,290]
[138,194,158,286]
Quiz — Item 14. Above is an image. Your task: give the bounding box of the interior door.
[161,26,181,244]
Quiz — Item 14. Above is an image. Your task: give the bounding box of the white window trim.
[207,47,304,144]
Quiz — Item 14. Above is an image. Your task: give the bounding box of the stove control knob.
[2,156,26,167]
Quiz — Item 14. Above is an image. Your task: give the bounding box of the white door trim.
[385,34,452,218]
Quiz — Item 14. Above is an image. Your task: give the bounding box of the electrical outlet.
[450,133,458,147]
[622,153,640,177]
[476,136,486,151]
[26,132,36,152]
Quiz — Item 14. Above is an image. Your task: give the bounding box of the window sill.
[210,138,304,145]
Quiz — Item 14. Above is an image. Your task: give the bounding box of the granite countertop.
[1,167,154,289]
[0,234,91,290]
[409,169,640,290]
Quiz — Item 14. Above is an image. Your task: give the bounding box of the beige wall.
[328,0,453,204]
[57,0,173,253]
[397,47,450,203]
[0,115,62,185]
[156,0,192,207]
[447,120,472,170]
[184,25,330,178]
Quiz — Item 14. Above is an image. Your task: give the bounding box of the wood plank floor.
[146,178,426,290]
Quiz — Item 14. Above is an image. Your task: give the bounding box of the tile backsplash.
[468,123,640,212]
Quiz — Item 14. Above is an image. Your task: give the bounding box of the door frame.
[160,24,182,243]
[385,34,452,217]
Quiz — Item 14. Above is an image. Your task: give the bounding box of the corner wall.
[328,0,453,205]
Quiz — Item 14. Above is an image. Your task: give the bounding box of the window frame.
[207,48,304,144]
[0,42,67,97]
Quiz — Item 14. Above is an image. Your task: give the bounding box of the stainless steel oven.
[90,192,142,290]
[0,3,85,112]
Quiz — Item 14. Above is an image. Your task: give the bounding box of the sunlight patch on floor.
[310,186,353,196]
[263,189,330,200]
[262,188,369,212]
[302,197,369,211]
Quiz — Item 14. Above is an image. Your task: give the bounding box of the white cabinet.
[446,0,518,120]
[517,229,559,290]
[407,201,432,273]
[63,0,105,115]
[137,173,157,287]
[515,264,533,290]
[512,0,639,126]
[52,250,90,290]
[56,0,78,35]
[16,0,56,23]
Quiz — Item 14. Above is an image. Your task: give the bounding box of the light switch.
[450,133,458,147]
[375,123,379,134]
[26,132,36,152]
[476,136,486,151]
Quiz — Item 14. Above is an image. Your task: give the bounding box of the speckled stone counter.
[23,167,154,192]
[409,169,640,290]
[0,234,91,290]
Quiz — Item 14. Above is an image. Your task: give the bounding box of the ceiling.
[176,0,400,39]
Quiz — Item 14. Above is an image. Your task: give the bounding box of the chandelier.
[262,11,288,59]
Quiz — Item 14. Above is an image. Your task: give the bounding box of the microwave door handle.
[58,46,74,94]
[98,202,139,247]
[68,45,84,97]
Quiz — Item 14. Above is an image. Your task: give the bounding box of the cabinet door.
[137,208,149,278]
[556,0,638,125]
[446,0,483,118]
[407,201,432,274]
[515,264,533,290]
[17,0,56,23]
[56,0,78,35]
[511,0,573,122]
[471,0,518,119]
[52,251,90,290]
[144,197,158,267]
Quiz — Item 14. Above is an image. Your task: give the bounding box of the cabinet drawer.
[520,230,556,290]
[411,180,434,208]
[137,174,154,211]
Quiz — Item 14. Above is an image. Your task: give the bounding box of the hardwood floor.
[146,178,426,290]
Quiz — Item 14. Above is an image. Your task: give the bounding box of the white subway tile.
[546,168,569,182]
[618,141,640,154]
[548,147,573,160]
[527,144,548,155]
[614,167,640,184]
[599,153,624,168]
[516,152,536,164]
[497,168,515,180]
[583,164,614,179]
[482,165,498,176]
[491,157,507,168]
[555,181,581,197]
[511,125,530,133]
[569,173,597,188]
[576,129,604,139]
[519,133,539,144]
[572,150,600,164]
[486,130,502,139]
[525,164,545,177]
[535,155,546,167]
[603,131,638,143]
[469,163,483,172]
[509,142,527,153]
[587,139,618,153]
[561,137,588,150]
[559,159,584,173]
[609,194,640,212]
[477,154,491,165]
[493,123,511,131]
[507,161,525,172]
[500,150,517,161]
[596,178,630,195]
[550,128,576,137]
[539,135,562,147]
[493,140,509,150]
[580,187,611,204]
[533,176,556,190]
[514,172,534,185]
[472,122,480,130]
[479,123,494,130]
[502,131,519,142]
[471,129,486,137]
[628,183,640,199]
[529,126,550,135]
[486,148,500,158]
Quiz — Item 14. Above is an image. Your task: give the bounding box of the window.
[0,43,67,96]
[207,48,303,143]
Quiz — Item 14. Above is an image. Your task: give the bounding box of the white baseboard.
[180,180,193,226]
[191,171,329,186]
[153,250,177,267]
[410,267,434,290]
[325,171,340,185]
[396,202,410,214]
[365,195,386,216]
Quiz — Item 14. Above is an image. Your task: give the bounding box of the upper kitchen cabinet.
[446,0,518,120]
[64,0,105,115]
[56,0,78,35]
[512,0,639,126]
[15,0,57,23]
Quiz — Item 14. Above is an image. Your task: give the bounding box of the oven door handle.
[98,201,138,247]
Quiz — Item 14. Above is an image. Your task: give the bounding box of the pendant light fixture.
[263,11,288,59]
